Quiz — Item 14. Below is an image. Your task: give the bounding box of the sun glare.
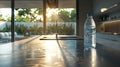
[46,8,59,17]
[0,8,11,19]
[0,8,18,20]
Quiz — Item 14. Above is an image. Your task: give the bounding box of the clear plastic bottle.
[84,13,96,49]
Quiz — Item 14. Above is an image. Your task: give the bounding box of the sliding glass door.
[0,0,11,42]
[46,0,76,35]
[0,0,77,43]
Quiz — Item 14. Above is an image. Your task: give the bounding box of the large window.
[46,0,76,35]
[14,8,43,36]
[46,8,76,35]
[0,0,76,43]
[0,8,11,42]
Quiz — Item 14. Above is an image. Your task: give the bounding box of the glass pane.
[0,1,13,67]
[0,1,11,43]
[14,0,43,39]
[46,0,76,35]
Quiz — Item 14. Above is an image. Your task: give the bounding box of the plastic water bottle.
[84,13,96,49]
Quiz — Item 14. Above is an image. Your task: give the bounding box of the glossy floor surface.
[0,35,120,67]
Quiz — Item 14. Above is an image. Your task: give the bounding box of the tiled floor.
[0,35,120,67]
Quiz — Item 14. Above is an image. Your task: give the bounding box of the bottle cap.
[87,12,93,16]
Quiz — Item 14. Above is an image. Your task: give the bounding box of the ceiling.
[0,0,76,8]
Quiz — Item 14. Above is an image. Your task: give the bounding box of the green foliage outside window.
[0,24,74,35]
[46,24,74,35]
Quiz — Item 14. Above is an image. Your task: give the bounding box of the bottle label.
[84,26,96,48]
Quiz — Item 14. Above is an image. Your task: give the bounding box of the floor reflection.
[0,43,12,54]
[43,40,65,67]
[84,48,97,67]
[84,47,120,67]
[91,49,97,67]
[0,43,14,67]
[58,40,84,67]
[0,36,120,67]
[0,55,13,67]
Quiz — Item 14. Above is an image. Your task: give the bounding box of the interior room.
[0,0,120,67]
